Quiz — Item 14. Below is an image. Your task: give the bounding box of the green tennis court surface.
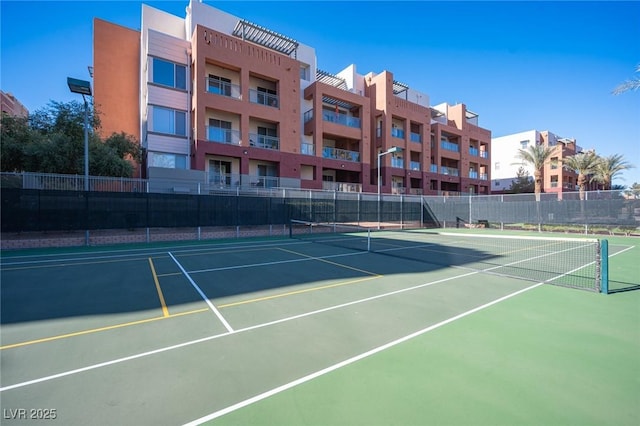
[1,231,638,425]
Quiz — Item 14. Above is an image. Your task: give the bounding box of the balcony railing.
[249,133,279,150]
[249,89,279,108]
[301,143,315,155]
[410,132,421,143]
[303,109,313,123]
[208,173,241,188]
[469,170,479,179]
[391,128,405,139]
[430,164,438,173]
[441,141,459,152]
[410,161,421,171]
[203,173,283,189]
[391,158,404,168]
[206,78,241,99]
[322,111,361,128]
[441,166,459,176]
[469,146,479,156]
[322,147,360,162]
[480,151,488,158]
[480,173,488,180]
[322,181,362,192]
[391,186,406,195]
[207,126,241,145]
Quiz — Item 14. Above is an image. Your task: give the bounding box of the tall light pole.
[67,77,92,191]
[377,146,401,229]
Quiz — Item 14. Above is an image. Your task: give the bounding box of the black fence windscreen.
[1,189,428,232]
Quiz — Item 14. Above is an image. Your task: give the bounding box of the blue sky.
[2,0,639,186]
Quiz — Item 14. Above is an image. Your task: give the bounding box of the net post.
[367,228,371,252]
[600,239,609,294]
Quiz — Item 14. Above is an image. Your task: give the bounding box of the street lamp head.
[67,77,92,96]
[385,146,402,154]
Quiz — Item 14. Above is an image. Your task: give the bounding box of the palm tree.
[563,151,601,201]
[514,144,556,197]
[593,154,635,190]
[612,64,640,95]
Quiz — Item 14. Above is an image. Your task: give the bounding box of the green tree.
[514,144,556,197]
[612,64,640,95]
[508,166,534,193]
[624,182,640,199]
[593,154,635,190]
[563,151,601,201]
[0,101,139,177]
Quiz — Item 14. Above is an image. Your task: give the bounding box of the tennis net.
[289,220,607,292]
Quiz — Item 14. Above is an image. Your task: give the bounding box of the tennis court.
[1,229,638,425]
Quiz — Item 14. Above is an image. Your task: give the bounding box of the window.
[152,58,186,90]
[148,152,187,169]
[550,157,559,169]
[208,119,232,143]
[495,162,500,171]
[257,164,277,188]
[209,160,232,186]
[520,140,529,149]
[152,106,186,136]
[257,87,278,107]
[300,65,310,81]
[208,75,231,96]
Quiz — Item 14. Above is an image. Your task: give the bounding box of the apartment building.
[491,130,594,194]
[93,0,491,194]
[1,91,29,118]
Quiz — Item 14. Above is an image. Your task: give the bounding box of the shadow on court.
[0,236,507,325]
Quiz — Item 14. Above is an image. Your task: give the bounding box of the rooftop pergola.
[232,19,299,58]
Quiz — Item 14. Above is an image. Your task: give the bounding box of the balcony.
[391,158,404,168]
[430,164,438,173]
[441,141,460,152]
[206,78,241,100]
[410,132,421,143]
[441,166,459,176]
[469,170,479,179]
[322,147,360,162]
[249,133,279,150]
[391,128,405,139]
[303,109,313,123]
[208,173,241,188]
[480,151,488,159]
[207,126,241,145]
[322,181,362,192]
[206,173,280,190]
[410,161,421,171]
[469,146,479,156]
[301,143,315,155]
[249,89,279,108]
[480,173,488,180]
[322,111,361,128]
[391,187,406,195]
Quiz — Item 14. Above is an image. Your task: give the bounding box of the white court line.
[1,245,629,393]
[0,269,479,393]
[168,252,234,333]
[182,245,624,425]
[182,281,546,426]
[0,239,310,266]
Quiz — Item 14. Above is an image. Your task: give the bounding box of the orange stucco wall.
[93,19,140,164]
